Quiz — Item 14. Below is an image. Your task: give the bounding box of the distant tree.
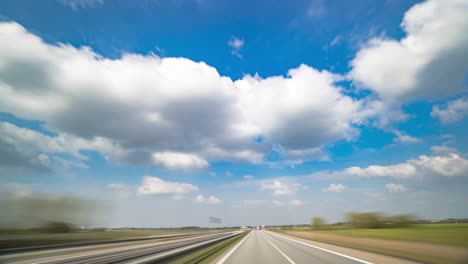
[385,214,416,228]
[346,212,416,229]
[311,217,326,230]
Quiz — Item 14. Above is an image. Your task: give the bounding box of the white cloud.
[260,180,301,196]
[339,150,468,178]
[194,194,221,205]
[226,171,233,177]
[431,97,468,124]
[393,130,422,144]
[228,37,244,50]
[323,183,347,192]
[58,0,104,10]
[228,36,244,58]
[346,163,417,179]
[0,121,112,172]
[386,183,407,192]
[351,0,468,103]
[430,145,459,156]
[137,176,199,195]
[209,171,216,177]
[290,199,304,206]
[0,22,371,170]
[243,175,254,180]
[412,153,468,177]
[152,152,208,170]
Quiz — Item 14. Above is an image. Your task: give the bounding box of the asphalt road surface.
[217,230,418,264]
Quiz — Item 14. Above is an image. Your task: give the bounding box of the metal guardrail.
[0,233,197,255]
[0,231,246,264]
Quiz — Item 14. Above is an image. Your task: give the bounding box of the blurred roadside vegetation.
[0,192,107,231]
[275,212,468,247]
[0,192,235,249]
[274,212,468,264]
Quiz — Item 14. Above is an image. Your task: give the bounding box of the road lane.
[264,231,370,264]
[219,231,420,264]
[222,230,291,264]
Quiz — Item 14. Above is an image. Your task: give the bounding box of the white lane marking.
[263,233,296,264]
[215,231,251,264]
[268,231,374,264]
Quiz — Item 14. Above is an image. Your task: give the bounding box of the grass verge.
[316,223,468,247]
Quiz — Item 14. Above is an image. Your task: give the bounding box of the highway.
[0,230,421,264]
[0,231,242,264]
[216,230,419,264]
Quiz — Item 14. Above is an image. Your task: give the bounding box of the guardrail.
[0,233,197,255]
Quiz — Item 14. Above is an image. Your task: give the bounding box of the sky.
[0,0,467,228]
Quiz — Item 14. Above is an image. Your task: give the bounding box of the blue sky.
[0,0,467,228]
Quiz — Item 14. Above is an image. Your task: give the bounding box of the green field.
[277,223,468,247]
[275,224,468,264]
[315,223,468,247]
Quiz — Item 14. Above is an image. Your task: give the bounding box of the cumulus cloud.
[0,121,114,172]
[351,0,468,103]
[346,163,417,178]
[152,152,208,170]
[431,97,468,124]
[386,183,407,192]
[259,180,301,196]
[194,194,221,204]
[0,22,370,170]
[341,150,468,178]
[323,183,347,192]
[137,176,199,195]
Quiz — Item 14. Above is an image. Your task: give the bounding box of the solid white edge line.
[263,233,296,264]
[268,231,374,264]
[215,231,251,264]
